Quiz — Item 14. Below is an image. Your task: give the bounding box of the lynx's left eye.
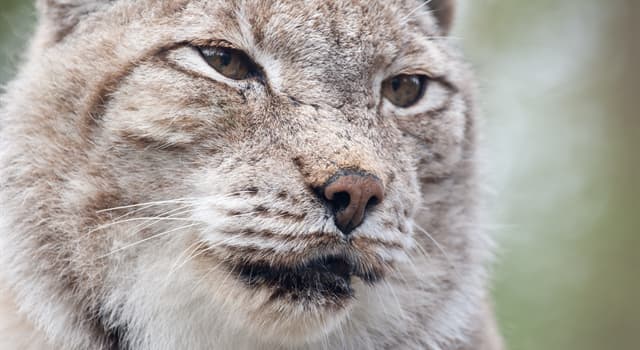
[382,74,429,108]
[197,46,261,80]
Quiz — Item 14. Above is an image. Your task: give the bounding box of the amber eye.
[381,74,429,108]
[198,46,260,80]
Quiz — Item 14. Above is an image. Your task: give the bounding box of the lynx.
[0,0,502,349]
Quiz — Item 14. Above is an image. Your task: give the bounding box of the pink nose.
[322,171,385,235]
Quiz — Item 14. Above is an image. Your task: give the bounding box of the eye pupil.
[391,78,401,91]
[218,51,232,67]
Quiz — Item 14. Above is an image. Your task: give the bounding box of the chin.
[243,293,353,346]
[198,250,380,345]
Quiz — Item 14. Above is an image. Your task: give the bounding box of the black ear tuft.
[37,0,112,41]
[426,0,455,34]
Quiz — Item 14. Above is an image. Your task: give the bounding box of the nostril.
[366,195,380,209]
[329,191,351,213]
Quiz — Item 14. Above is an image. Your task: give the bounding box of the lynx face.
[0,0,493,349]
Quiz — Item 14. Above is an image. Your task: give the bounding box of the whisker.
[370,270,393,321]
[400,0,430,23]
[126,205,197,234]
[105,202,195,226]
[409,235,434,262]
[207,262,238,299]
[166,240,212,279]
[98,223,202,259]
[190,258,228,293]
[412,224,461,277]
[96,198,198,213]
[381,278,407,321]
[428,35,462,41]
[167,240,207,276]
[393,252,422,286]
[88,217,200,235]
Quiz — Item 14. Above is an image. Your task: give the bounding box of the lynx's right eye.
[197,46,261,80]
[381,74,429,108]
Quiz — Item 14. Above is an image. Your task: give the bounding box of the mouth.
[236,253,380,302]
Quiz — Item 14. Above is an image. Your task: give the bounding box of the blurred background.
[1,1,638,349]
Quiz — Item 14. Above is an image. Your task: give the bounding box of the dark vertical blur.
[592,2,640,348]
[0,1,638,349]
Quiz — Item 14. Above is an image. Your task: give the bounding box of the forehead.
[178,0,438,55]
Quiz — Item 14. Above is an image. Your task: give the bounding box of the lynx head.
[0,0,490,349]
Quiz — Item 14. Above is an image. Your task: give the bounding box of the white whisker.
[400,0,430,23]
[98,223,202,259]
[125,205,197,233]
[166,240,208,279]
[88,217,200,235]
[96,198,197,213]
[413,224,461,278]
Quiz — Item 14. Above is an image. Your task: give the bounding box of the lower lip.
[236,256,355,299]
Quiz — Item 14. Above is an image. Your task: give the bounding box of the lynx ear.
[426,0,455,34]
[36,0,113,41]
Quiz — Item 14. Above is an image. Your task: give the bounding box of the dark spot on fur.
[228,207,307,222]
[288,95,302,107]
[118,130,188,152]
[104,324,128,350]
[85,308,130,350]
[88,190,122,214]
[292,156,304,170]
[245,187,259,195]
[421,175,450,185]
[238,89,248,103]
[387,171,396,184]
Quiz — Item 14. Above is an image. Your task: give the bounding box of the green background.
[1,1,638,349]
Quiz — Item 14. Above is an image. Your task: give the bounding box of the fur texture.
[0,0,502,349]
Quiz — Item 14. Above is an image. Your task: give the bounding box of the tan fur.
[0,0,502,349]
